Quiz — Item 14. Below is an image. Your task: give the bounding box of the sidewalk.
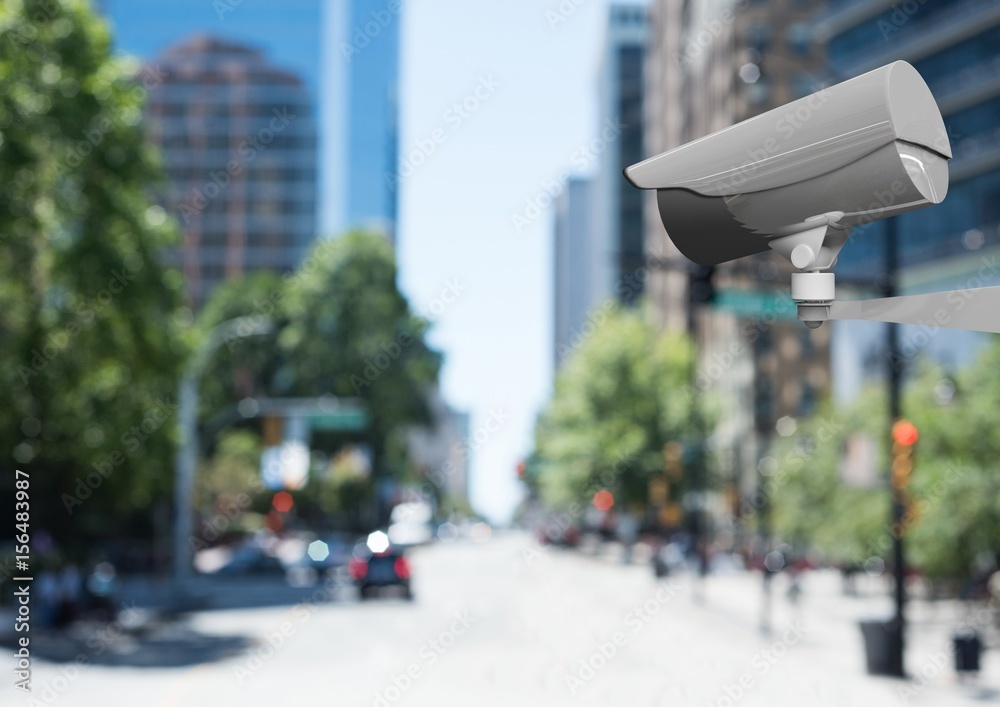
[573,540,1000,703]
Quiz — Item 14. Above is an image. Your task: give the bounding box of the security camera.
[626,61,1000,334]
[625,60,950,267]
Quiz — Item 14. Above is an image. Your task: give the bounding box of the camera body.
[625,61,952,266]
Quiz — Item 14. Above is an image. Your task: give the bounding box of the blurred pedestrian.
[37,568,60,629]
[86,561,119,621]
[55,563,83,628]
[617,510,638,564]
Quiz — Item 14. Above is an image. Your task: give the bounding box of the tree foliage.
[0,0,185,551]
[532,306,709,512]
[772,337,1000,582]
[197,232,441,494]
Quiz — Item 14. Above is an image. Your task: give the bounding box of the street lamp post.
[883,218,907,676]
[172,316,273,585]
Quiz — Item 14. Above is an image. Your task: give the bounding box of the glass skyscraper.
[326,0,401,242]
[595,5,647,305]
[99,0,402,251]
[814,0,1000,396]
[817,0,1000,283]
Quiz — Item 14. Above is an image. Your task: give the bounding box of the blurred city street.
[4,0,1000,704]
[5,533,999,706]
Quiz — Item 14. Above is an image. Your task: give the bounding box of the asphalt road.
[4,533,997,706]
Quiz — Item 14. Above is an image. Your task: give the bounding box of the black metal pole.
[883,217,906,676]
[753,334,774,634]
[758,434,773,634]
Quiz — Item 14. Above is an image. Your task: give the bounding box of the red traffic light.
[516,461,526,477]
[593,490,614,512]
[272,491,294,513]
[892,420,919,447]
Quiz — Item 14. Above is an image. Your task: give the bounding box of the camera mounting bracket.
[767,211,850,328]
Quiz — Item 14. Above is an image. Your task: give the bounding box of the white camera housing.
[625,61,952,268]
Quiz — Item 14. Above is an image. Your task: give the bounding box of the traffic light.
[262,415,283,446]
[648,477,668,505]
[516,460,526,478]
[663,441,683,480]
[890,419,918,491]
[272,491,294,513]
[593,490,614,511]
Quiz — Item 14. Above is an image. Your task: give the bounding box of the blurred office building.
[327,0,402,242]
[814,0,1000,400]
[594,5,649,305]
[643,0,830,513]
[142,36,317,307]
[406,388,471,505]
[553,178,599,368]
[552,6,648,369]
[100,0,403,305]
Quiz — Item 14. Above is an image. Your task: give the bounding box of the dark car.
[348,531,413,600]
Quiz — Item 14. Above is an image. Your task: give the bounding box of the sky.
[396,0,622,523]
[102,0,627,524]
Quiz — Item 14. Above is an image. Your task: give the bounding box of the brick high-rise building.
[144,36,317,306]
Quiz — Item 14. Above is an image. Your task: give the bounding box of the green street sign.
[310,409,369,431]
[713,288,798,321]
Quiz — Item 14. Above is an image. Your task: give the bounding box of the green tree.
[196,271,288,430]
[280,232,441,484]
[0,0,185,551]
[768,394,888,565]
[533,305,709,514]
[193,232,441,527]
[772,339,1000,584]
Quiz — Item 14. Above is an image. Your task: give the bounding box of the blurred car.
[215,544,284,576]
[348,530,413,600]
[278,533,355,586]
